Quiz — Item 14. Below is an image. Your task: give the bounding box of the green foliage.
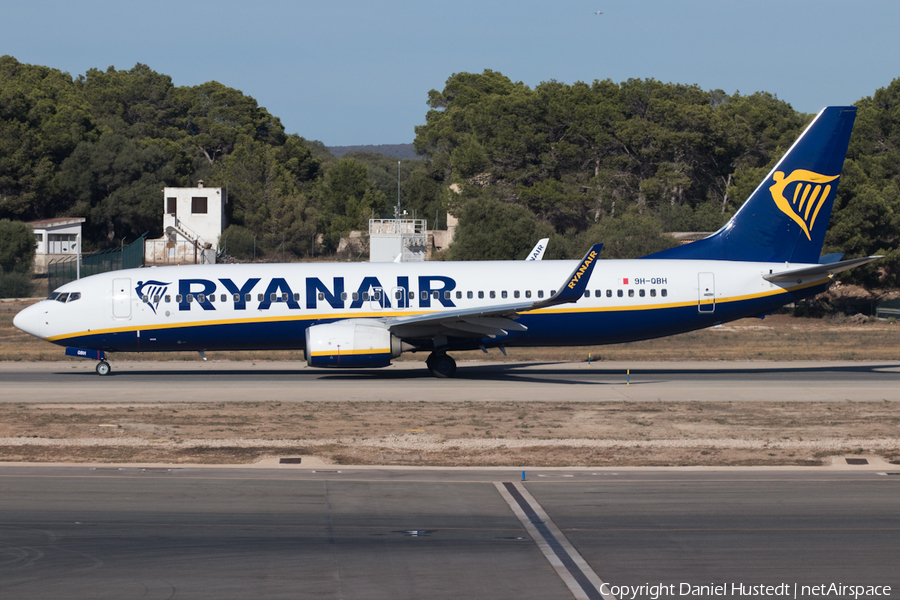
[3,54,900,283]
[446,194,554,260]
[415,71,807,254]
[0,271,33,298]
[0,219,36,273]
[315,159,385,252]
[219,224,257,260]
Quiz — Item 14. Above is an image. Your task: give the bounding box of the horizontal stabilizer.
[763,256,882,283]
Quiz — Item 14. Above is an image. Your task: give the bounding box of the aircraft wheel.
[429,353,456,378]
[96,361,112,376]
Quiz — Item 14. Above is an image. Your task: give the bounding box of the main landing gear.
[95,361,112,376]
[425,352,456,378]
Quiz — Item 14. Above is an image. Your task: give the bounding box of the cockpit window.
[47,292,61,301]
[56,293,69,303]
[68,292,81,302]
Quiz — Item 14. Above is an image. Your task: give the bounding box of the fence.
[47,233,147,292]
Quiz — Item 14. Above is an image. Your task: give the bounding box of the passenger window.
[501,291,507,299]
[198,294,206,303]
[628,289,634,297]
[153,295,160,303]
[538,290,544,298]
[176,295,183,302]
[350,292,358,301]
[209,294,215,303]
[269,293,276,302]
[639,289,645,297]
[583,291,590,298]
[467,291,473,299]
[514,290,520,298]
[490,291,496,299]
[395,290,403,300]
[233,294,240,302]
[431,291,438,300]
[186,294,194,302]
[650,289,656,297]
[341,292,349,301]
[456,291,462,299]
[281,293,288,302]
[408,291,414,300]
[421,291,428,300]
[141,294,149,302]
[165,295,171,303]
[617,290,623,297]
[293,293,300,301]
[222,294,228,302]
[478,291,484,299]
[444,291,451,299]
[525,290,532,298]
[373,291,381,300]
[606,290,612,298]
[258,294,264,301]
[245,293,252,302]
[662,289,668,297]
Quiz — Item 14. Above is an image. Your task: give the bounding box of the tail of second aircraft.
[644,106,857,264]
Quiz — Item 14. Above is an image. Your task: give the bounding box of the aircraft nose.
[13,303,46,339]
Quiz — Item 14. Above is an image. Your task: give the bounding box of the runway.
[1,360,899,402]
[1,465,898,599]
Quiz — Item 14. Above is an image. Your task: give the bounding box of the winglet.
[528,244,602,310]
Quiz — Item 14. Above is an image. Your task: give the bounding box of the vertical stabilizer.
[644,106,856,263]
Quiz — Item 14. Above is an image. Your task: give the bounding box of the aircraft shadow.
[51,361,900,386]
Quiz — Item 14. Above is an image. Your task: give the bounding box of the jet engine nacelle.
[305,320,401,368]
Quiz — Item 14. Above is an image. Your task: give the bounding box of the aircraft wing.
[763,256,882,283]
[386,244,602,340]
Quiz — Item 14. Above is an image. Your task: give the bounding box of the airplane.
[14,106,880,378]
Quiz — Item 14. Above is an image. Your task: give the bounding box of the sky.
[3,0,900,146]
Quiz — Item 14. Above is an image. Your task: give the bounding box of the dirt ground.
[1,400,898,467]
[2,294,899,467]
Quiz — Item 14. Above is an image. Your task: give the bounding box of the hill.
[328,143,419,159]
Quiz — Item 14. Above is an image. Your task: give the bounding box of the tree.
[0,219,36,273]
[315,159,384,252]
[446,194,553,261]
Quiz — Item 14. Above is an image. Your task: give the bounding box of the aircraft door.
[698,272,715,313]
[390,287,408,310]
[112,278,132,319]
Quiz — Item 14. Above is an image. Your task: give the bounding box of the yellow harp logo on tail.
[768,170,840,241]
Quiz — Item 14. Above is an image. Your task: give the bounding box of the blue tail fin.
[644,106,857,263]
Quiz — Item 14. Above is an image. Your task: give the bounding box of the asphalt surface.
[1,360,899,402]
[0,466,898,599]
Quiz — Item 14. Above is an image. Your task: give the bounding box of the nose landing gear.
[95,361,112,376]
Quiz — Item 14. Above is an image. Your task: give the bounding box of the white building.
[28,217,85,274]
[145,182,225,265]
[369,218,428,262]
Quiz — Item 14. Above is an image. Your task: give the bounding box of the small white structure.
[28,217,85,274]
[145,182,225,265]
[369,218,428,262]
